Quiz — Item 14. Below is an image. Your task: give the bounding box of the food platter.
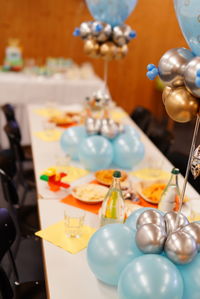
[72,183,109,204]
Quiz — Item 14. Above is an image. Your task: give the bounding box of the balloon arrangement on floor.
[60,123,144,171]
[87,207,200,298]
[73,0,137,60]
[146,0,200,181]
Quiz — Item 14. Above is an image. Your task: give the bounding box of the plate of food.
[95,169,128,186]
[136,180,166,204]
[71,183,109,204]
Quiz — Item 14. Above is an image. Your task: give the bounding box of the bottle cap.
[171,168,180,175]
[113,170,121,178]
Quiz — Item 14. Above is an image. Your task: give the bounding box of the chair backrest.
[0,169,19,206]
[4,121,24,162]
[1,104,16,123]
[0,208,16,261]
[0,208,16,299]
[130,106,153,133]
[0,150,16,179]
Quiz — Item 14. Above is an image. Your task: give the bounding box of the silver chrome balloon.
[85,117,101,135]
[165,231,198,264]
[158,48,194,86]
[191,145,200,179]
[136,223,167,254]
[113,24,133,46]
[92,21,112,42]
[100,118,119,139]
[164,211,189,235]
[181,222,200,251]
[136,210,165,230]
[79,22,92,39]
[184,57,200,97]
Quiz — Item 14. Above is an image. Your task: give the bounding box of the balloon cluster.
[147,47,200,123]
[60,124,144,171]
[191,145,200,179]
[135,209,200,264]
[87,207,200,298]
[74,21,136,60]
[85,117,123,139]
[85,89,110,111]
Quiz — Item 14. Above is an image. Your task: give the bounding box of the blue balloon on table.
[78,135,113,171]
[113,133,144,169]
[123,125,140,139]
[60,125,87,160]
[118,254,183,299]
[125,207,164,231]
[178,253,200,299]
[174,0,200,56]
[85,0,138,27]
[87,224,142,286]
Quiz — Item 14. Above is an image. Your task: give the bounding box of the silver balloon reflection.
[79,22,92,39]
[191,145,200,179]
[165,231,198,264]
[91,21,112,42]
[113,24,134,46]
[85,117,101,135]
[164,211,189,235]
[181,222,200,251]
[136,223,166,254]
[100,118,119,139]
[136,210,165,230]
[158,48,194,86]
[184,57,200,98]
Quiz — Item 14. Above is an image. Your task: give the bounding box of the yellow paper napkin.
[34,130,62,142]
[34,108,62,118]
[52,166,89,183]
[35,220,96,254]
[130,168,170,181]
[110,110,128,122]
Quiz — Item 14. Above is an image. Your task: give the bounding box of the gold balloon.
[100,42,117,60]
[115,44,128,60]
[163,86,199,123]
[84,39,100,58]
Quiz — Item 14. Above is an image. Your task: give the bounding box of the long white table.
[0,72,103,148]
[28,104,199,299]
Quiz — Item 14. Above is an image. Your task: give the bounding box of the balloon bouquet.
[146,0,200,192]
[60,0,145,171]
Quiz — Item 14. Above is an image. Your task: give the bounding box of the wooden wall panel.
[0,0,187,116]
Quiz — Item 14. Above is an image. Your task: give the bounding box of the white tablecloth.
[0,72,103,148]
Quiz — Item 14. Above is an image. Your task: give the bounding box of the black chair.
[0,208,46,299]
[4,121,35,204]
[0,169,39,238]
[131,106,174,155]
[1,104,32,161]
[0,149,16,179]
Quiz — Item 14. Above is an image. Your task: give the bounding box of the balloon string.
[175,114,200,228]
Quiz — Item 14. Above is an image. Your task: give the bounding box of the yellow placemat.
[35,220,96,254]
[52,166,89,183]
[34,130,62,142]
[110,110,128,122]
[34,108,62,118]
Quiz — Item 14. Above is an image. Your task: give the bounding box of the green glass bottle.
[158,168,181,213]
[100,171,125,227]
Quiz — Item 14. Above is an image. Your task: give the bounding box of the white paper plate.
[72,183,109,204]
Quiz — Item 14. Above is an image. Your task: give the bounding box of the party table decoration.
[40,168,70,192]
[35,220,96,254]
[34,129,62,142]
[146,0,200,211]
[3,39,23,72]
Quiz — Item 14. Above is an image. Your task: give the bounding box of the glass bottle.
[100,171,125,227]
[158,168,181,213]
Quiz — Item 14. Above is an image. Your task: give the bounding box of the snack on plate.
[95,169,128,186]
[142,183,166,204]
[72,183,108,203]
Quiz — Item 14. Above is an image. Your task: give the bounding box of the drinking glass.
[64,210,85,238]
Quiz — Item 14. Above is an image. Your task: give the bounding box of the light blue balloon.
[178,253,200,299]
[174,0,200,56]
[60,125,87,160]
[118,254,183,299]
[86,0,138,27]
[78,135,113,171]
[124,125,140,139]
[125,207,164,231]
[113,133,145,169]
[87,224,142,286]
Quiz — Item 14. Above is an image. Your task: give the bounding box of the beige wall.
[0,0,187,115]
